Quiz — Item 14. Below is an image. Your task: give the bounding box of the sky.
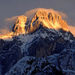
[0,0,75,30]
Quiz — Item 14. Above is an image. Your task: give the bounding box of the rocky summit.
[12,8,69,35]
[0,8,75,75]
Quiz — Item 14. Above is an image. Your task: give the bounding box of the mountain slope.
[0,26,75,75]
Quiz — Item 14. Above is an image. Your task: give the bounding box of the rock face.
[0,8,75,75]
[58,49,75,75]
[12,16,27,34]
[5,49,75,75]
[5,56,63,75]
[0,39,23,75]
[12,8,69,35]
[20,26,74,57]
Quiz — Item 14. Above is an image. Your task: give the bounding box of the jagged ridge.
[12,8,69,35]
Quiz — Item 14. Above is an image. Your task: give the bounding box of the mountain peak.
[13,8,69,34]
[0,8,70,40]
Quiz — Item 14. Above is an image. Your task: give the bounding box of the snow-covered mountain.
[0,8,75,75]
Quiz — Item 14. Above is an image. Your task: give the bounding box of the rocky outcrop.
[5,49,75,75]
[12,16,27,34]
[58,49,75,75]
[0,38,23,75]
[5,56,63,75]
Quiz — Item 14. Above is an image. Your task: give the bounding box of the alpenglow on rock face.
[12,8,69,35]
[0,8,75,75]
[12,16,27,34]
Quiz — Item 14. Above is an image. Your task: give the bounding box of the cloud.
[0,29,10,35]
[3,16,18,31]
[5,16,18,23]
[24,8,67,18]
[69,25,75,36]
